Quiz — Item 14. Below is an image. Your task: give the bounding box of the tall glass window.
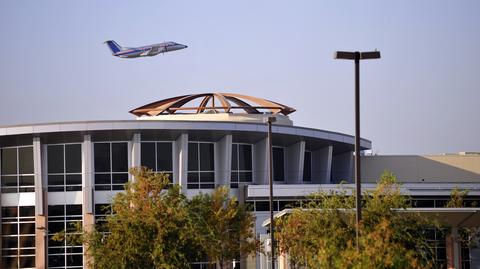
[188,142,215,189]
[47,204,83,269]
[272,147,285,182]
[231,144,253,188]
[141,142,173,181]
[94,203,112,232]
[425,228,447,268]
[303,151,312,182]
[47,144,82,192]
[94,142,129,191]
[1,146,34,193]
[1,206,36,269]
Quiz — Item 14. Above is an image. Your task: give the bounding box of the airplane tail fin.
[104,40,123,54]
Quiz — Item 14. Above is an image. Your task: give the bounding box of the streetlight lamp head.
[334,51,381,60]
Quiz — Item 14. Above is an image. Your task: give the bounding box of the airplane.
[104,40,188,58]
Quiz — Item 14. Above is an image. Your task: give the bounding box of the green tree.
[188,186,259,269]
[54,168,259,269]
[276,171,435,269]
[56,167,199,269]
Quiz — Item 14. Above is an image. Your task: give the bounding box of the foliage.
[276,171,435,269]
[446,188,480,249]
[188,186,259,268]
[53,167,259,269]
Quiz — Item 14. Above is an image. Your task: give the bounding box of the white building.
[0,93,479,269]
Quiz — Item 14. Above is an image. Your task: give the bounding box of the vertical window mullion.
[155,143,158,172]
[110,143,113,189]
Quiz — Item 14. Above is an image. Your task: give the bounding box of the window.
[141,142,173,182]
[231,144,253,188]
[272,147,285,182]
[47,144,82,192]
[1,146,34,193]
[303,151,312,182]
[425,228,447,269]
[94,142,129,191]
[94,203,113,233]
[47,205,83,269]
[188,142,215,189]
[1,206,36,269]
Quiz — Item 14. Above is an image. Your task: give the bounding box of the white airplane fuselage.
[105,40,187,58]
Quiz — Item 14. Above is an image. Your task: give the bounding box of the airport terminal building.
[0,93,479,269]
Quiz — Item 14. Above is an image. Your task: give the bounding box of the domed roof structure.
[130,93,296,117]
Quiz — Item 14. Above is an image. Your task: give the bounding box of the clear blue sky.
[1,0,479,154]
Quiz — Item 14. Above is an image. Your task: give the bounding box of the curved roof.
[129,93,296,116]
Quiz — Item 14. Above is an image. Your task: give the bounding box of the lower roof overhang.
[262,208,480,228]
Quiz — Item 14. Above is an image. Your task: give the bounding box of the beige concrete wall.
[362,155,480,183]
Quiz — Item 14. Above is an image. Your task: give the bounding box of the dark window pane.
[20,206,35,217]
[95,204,111,215]
[112,143,128,172]
[414,200,434,208]
[18,147,34,174]
[65,144,81,173]
[20,248,35,255]
[1,187,17,193]
[2,223,18,235]
[112,173,128,184]
[3,249,18,256]
[2,175,17,187]
[188,143,198,171]
[1,148,17,174]
[66,205,82,215]
[19,235,35,248]
[187,172,198,183]
[66,175,82,186]
[95,185,111,191]
[239,172,252,182]
[94,143,110,172]
[2,236,18,248]
[49,255,65,267]
[49,186,64,192]
[231,171,239,182]
[48,221,65,234]
[2,206,18,218]
[48,145,64,174]
[66,185,82,191]
[273,147,285,181]
[19,175,34,186]
[20,256,35,268]
[200,172,214,183]
[2,257,18,269]
[238,144,252,170]
[48,175,64,186]
[303,151,312,182]
[200,184,215,189]
[231,144,238,170]
[67,254,83,266]
[48,205,64,216]
[200,143,214,171]
[95,174,111,185]
[141,143,156,170]
[255,201,269,211]
[157,142,172,171]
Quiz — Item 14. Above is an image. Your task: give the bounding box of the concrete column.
[312,146,333,184]
[82,135,94,268]
[285,141,305,184]
[447,228,461,269]
[35,215,47,269]
[331,151,354,183]
[33,137,47,269]
[253,137,268,185]
[82,135,93,215]
[215,135,232,187]
[131,133,141,182]
[175,133,188,192]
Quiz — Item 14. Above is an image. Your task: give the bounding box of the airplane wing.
[140,46,161,56]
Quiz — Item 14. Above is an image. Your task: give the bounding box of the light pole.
[334,50,381,250]
[264,116,277,269]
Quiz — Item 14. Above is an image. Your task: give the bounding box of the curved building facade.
[0,93,479,269]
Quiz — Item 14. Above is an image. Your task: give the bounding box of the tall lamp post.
[334,50,381,250]
[264,116,277,269]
